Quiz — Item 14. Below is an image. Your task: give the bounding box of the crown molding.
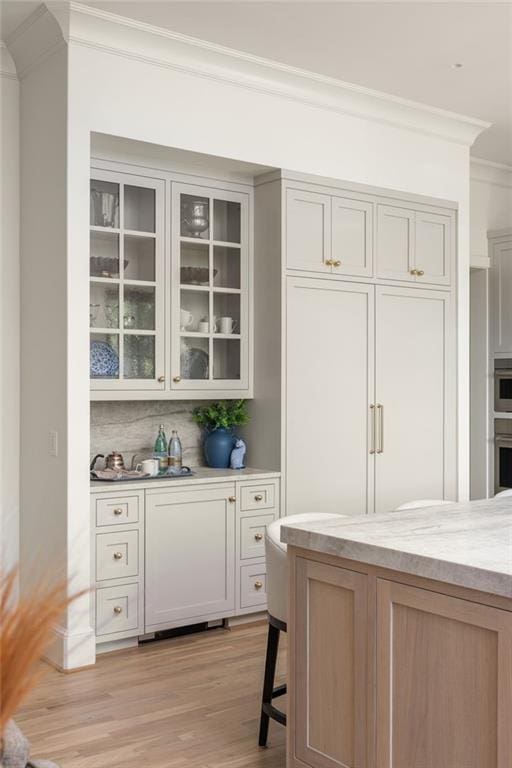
[471,157,512,189]
[37,1,487,147]
[5,5,65,79]
[0,41,18,79]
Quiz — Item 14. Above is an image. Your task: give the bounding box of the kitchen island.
[281,500,512,768]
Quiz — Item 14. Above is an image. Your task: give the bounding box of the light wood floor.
[17,623,286,768]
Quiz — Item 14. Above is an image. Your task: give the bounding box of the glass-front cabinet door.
[90,170,165,391]
[171,183,249,391]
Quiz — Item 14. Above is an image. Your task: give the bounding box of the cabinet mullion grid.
[209,196,214,381]
[119,181,125,381]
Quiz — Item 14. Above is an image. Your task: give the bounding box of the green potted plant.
[193,400,250,468]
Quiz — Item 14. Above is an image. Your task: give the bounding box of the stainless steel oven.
[495,363,512,412]
[494,419,512,493]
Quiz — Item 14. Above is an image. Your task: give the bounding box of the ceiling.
[2,1,511,165]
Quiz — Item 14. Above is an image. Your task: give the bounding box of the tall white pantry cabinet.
[251,170,457,516]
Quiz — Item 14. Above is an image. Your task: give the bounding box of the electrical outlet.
[49,430,58,457]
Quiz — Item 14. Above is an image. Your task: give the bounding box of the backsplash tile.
[90,401,209,469]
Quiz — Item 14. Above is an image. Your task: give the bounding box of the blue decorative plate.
[90,340,119,378]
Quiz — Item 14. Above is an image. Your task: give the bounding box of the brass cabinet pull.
[416,269,425,276]
[325,259,334,267]
[332,259,342,267]
[376,404,384,454]
[410,268,418,276]
[113,508,123,516]
[254,494,263,502]
[254,533,263,542]
[228,496,236,503]
[113,605,123,614]
[158,375,165,383]
[369,404,376,454]
[113,552,123,560]
[254,580,263,590]
[173,375,181,383]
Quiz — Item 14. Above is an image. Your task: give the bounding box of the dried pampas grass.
[0,570,81,734]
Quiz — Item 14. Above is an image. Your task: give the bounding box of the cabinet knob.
[254,580,263,590]
[324,259,334,267]
[332,259,342,267]
[228,496,236,503]
[254,533,263,541]
[113,508,123,516]
[113,605,123,614]
[254,494,263,502]
[173,375,182,383]
[416,269,425,276]
[410,268,418,276]
[158,375,165,383]
[113,552,123,560]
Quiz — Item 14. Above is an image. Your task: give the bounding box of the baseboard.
[45,623,96,671]
[227,611,267,628]
[96,637,139,655]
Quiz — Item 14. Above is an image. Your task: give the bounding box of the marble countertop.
[281,499,512,599]
[90,466,280,492]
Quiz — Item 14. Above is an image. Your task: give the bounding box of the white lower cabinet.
[91,474,280,647]
[145,485,236,630]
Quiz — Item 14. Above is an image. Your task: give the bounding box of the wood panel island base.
[282,502,512,768]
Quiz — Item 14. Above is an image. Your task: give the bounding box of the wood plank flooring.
[16,623,286,768]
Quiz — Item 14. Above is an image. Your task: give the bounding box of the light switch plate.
[49,430,58,457]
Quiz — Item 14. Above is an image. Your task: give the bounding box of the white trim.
[488,227,512,242]
[470,158,512,189]
[0,42,18,79]
[46,623,96,671]
[470,255,491,270]
[8,1,479,147]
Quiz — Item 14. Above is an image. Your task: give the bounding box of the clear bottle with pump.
[168,429,183,472]
[154,424,168,472]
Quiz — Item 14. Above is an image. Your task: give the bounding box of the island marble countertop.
[281,499,512,599]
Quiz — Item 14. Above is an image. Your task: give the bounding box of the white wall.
[1,43,20,584]
[469,159,512,499]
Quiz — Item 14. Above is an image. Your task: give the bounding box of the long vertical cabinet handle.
[369,405,376,454]
[376,404,384,454]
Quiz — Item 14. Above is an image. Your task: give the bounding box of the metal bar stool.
[258,513,339,747]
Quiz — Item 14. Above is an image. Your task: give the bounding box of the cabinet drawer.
[240,563,267,609]
[96,530,139,582]
[240,513,276,560]
[96,583,139,637]
[240,482,276,512]
[95,495,140,527]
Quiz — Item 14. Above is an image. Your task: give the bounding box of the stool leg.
[259,622,280,747]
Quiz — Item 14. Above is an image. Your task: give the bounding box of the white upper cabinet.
[331,196,373,277]
[90,166,252,399]
[491,236,512,354]
[90,170,166,393]
[171,183,250,392]
[377,203,453,286]
[415,210,452,286]
[376,204,415,281]
[286,188,331,273]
